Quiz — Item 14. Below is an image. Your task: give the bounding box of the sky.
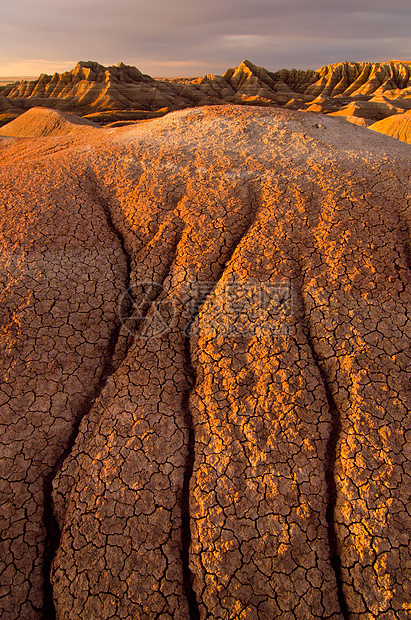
[1,0,410,77]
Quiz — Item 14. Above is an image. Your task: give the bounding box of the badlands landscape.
[1,59,411,139]
[0,61,410,620]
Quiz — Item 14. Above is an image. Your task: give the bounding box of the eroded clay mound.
[0,106,100,137]
[0,106,410,620]
[369,111,411,144]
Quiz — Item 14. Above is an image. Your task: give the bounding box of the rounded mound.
[1,105,411,619]
[369,111,411,144]
[0,106,100,137]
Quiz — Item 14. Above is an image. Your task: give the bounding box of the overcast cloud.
[1,0,410,76]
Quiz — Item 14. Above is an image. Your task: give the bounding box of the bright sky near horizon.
[1,0,410,77]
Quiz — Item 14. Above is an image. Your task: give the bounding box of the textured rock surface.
[369,111,411,144]
[0,131,127,618]
[2,60,411,126]
[0,106,411,619]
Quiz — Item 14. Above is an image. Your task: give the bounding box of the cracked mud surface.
[0,106,410,619]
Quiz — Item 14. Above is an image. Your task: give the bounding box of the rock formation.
[0,106,99,137]
[0,105,410,619]
[369,110,411,143]
[0,61,209,123]
[2,60,411,128]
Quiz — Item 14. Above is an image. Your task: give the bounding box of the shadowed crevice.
[175,190,261,620]
[43,476,58,620]
[42,182,134,620]
[302,323,349,620]
[323,398,349,620]
[180,332,201,620]
[42,309,132,619]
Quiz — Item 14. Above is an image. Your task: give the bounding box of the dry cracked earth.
[0,105,410,619]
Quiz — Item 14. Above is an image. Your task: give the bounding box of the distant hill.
[1,59,411,128]
[0,76,37,87]
[369,110,411,143]
[0,106,100,137]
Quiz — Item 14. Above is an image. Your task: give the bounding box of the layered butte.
[0,106,410,619]
[1,60,411,129]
